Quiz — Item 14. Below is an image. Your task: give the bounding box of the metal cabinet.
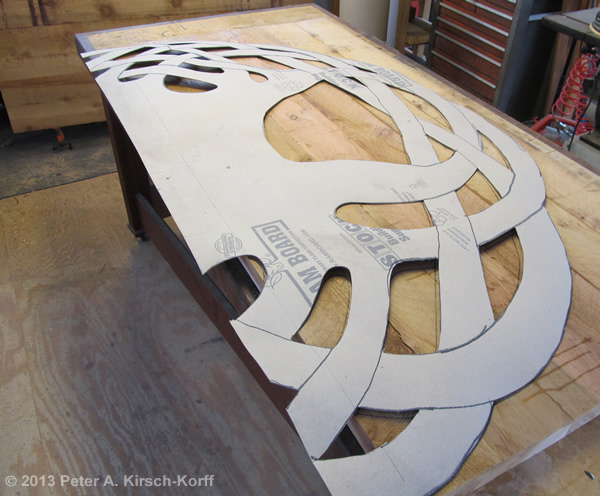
[427,0,563,121]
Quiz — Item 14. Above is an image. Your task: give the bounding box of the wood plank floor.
[1,171,599,495]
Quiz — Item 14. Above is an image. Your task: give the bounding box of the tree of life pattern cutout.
[83,42,572,495]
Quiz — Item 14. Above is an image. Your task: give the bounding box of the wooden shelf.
[406,17,432,45]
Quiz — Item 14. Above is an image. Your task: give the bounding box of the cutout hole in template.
[293,267,351,349]
[336,202,433,230]
[249,72,268,83]
[118,60,161,81]
[191,46,232,53]
[385,260,439,355]
[481,134,512,170]
[114,47,153,60]
[319,421,365,460]
[456,170,502,216]
[265,81,409,163]
[303,59,335,69]
[164,76,217,93]
[180,62,224,74]
[355,408,419,448]
[480,228,523,320]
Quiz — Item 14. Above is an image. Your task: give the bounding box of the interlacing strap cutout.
[84,42,571,495]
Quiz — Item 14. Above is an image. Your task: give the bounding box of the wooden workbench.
[75,5,600,494]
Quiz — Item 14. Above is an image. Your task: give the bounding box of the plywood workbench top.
[70,5,600,494]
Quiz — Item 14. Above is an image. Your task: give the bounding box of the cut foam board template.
[83,42,572,495]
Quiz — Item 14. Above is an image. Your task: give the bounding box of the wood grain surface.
[50,4,600,494]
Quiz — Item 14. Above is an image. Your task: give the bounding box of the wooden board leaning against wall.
[0,0,313,133]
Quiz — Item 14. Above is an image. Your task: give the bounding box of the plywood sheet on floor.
[0,173,327,495]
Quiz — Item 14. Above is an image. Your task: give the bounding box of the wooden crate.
[0,0,311,133]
